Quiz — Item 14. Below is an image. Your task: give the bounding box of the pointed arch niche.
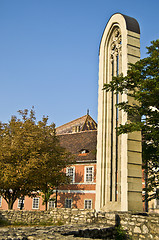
[95,13,142,212]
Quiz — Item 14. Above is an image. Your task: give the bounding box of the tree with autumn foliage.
[103,40,159,209]
[29,114,72,210]
[0,108,72,210]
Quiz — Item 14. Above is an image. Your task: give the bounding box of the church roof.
[56,114,97,135]
[58,130,97,161]
[56,114,97,161]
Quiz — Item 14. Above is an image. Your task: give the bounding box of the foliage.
[0,108,72,209]
[0,219,10,226]
[29,116,72,210]
[103,40,159,202]
[115,226,131,240]
[40,189,54,207]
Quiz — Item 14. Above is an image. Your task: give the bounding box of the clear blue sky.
[0,0,158,127]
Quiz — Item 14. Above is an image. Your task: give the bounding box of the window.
[48,199,55,209]
[66,167,75,183]
[0,196,2,207]
[32,197,39,209]
[65,198,72,208]
[18,197,25,209]
[72,126,80,133]
[84,199,92,209]
[85,166,94,182]
[80,149,89,154]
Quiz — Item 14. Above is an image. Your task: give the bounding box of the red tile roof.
[58,130,97,161]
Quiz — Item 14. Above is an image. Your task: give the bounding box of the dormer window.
[78,149,89,156]
[80,149,89,154]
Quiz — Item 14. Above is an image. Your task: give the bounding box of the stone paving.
[0,224,115,240]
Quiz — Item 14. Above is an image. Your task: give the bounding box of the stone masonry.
[96,13,142,212]
[0,209,159,239]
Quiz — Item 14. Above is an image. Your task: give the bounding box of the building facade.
[0,114,97,211]
[56,114,97,209]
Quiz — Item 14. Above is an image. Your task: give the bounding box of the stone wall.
[97,211,159,239]
[0,209,95,225]
[0,209,159,239]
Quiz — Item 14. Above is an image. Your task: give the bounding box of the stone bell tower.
[95,13,143,211]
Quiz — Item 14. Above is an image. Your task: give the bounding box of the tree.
[29,116,72,210]
[103,40,159,206]
[0,108,72,209]
[39,172,70,210]
[28,112,73,210]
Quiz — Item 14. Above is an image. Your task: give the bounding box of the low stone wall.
[97,211,159,239]
[0,209,95,225]
[0,209,159,239]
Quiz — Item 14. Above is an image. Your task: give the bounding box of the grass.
[115,226,132,240]
[0,219,64,228]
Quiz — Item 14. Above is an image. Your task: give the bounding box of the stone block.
[127,30,140,39]
[128,54,140,64]
[129,222,135,225]
[127,36,140,48]
[128,177,142,191]
[128,163,142,177]
[128,45,140,57]
[128,192,143,211]
[128,132,142,141]
[142,225,149,234]
[128,139,142,152]
[134,226,141,233]
[128,151,142,164]
[137,217,147,223]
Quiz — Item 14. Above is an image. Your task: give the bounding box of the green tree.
[0,108,72,209]
[103,40,159,206]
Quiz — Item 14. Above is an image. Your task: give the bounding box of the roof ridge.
[56,115,88,129]
[81,114,97,131]
[57,129,97,136]
[80,114,89,131]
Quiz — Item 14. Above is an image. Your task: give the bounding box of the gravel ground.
[0,224,113,240]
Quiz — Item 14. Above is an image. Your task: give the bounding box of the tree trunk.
[55,188,58,207]
[3,190,16,210]
[8,200,14,210]
[145,161,149,212]
[45,200,48,211]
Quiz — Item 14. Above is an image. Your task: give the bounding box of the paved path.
[0,224,114,240]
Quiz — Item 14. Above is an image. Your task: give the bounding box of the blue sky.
[0,0,159,127]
